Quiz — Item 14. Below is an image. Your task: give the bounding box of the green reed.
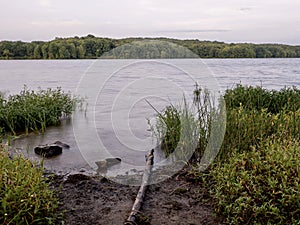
[0,87,79,135]
[219,84,300,159]
[150,83,224,163]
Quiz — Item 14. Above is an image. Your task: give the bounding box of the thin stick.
[124,149,154,225]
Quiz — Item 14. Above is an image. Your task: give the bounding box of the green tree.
[33,45,42,59]
[41,43,49,59]
[48,42,59,59]
[3,49,12,59]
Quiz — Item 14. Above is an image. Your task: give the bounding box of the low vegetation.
[0,145,59,224]
[0,87,79,224]
[0,87,79,136]
[153,84,300,224]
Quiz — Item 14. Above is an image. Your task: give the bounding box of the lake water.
[0,58,299,177]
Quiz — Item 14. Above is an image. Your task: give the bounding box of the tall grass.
[149,99,199,162]
[0,87,79,135]
[152,84,300,224]
[0,87,79,224]
[150,83,225,164]
[224,84,300,113]
[219,85,300,159]
[210,85,300,224]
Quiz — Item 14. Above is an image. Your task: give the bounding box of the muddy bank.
[50,168,224,225]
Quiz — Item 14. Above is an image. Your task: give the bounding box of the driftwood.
[124,149,154,225]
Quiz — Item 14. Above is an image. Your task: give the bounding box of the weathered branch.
[124,149,154,225]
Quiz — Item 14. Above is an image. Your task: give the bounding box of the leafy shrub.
[0,146,59,224]
[211,137,300,225]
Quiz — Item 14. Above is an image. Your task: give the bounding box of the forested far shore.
[1,35,300,59]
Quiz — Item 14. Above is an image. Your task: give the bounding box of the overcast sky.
[0,0,299,44]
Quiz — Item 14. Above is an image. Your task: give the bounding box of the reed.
[150,83,224,163]
[0,87,80,135]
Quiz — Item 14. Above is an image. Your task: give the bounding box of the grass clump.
[150,84,224,162]
[0,87,79,135]
[224,84,300,113]
[0,145,59,224]
[149,100,200,162]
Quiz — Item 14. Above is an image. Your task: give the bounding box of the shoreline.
[49,165,225,225]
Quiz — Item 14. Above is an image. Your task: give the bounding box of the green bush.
[0,87,79,135]
[211,137,300,225]
[0,146,59,224]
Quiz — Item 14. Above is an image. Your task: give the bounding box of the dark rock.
[34,145,62,157]
[65,174,91,184]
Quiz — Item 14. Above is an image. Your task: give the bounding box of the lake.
[0,58,299,178]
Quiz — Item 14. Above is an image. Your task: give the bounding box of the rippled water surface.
[0,58,299,175]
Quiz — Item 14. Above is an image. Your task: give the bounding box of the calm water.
[0,58,299,175]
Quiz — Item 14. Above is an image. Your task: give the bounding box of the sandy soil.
[50,168,224,225]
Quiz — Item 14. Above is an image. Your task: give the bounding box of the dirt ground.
[50,168,224,225]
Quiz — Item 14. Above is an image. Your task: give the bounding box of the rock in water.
[95,158,122,174]
[106,158,122,167]
[34,145,62,157]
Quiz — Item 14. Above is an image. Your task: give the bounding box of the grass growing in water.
[0,87,80,224]
[0,86,79,135]
[149,85,223,162]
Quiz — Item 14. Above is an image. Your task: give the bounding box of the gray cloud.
[0,0,299,44]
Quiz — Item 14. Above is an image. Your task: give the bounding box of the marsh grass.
[219,85,300,159]
[150,83,224,163]
[153,84,300,224]
[224,84,300,113]
[0,86,79,135]
[212,84,300,224]
[0,145,59,224]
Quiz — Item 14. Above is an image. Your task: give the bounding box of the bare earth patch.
[51,169,224,225]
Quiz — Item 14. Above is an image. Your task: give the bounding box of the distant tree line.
[0,35,299,59]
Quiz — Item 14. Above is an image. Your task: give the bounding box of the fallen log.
[124,149,154,225]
